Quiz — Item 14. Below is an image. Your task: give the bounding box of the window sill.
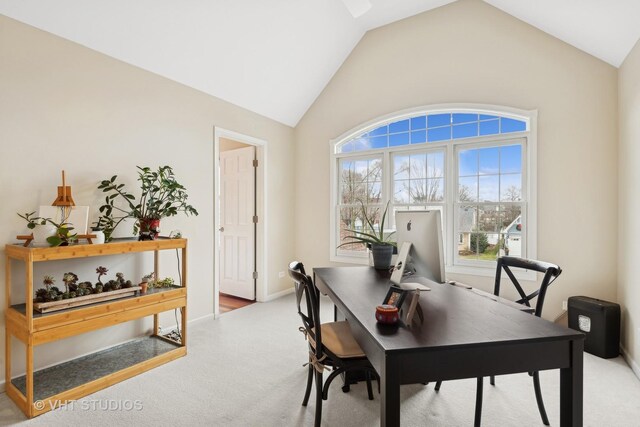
[331,254,537,282]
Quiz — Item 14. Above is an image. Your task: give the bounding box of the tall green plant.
[338,200,396,248]
[96,166,198,241]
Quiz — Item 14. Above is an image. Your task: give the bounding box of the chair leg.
[490,375,495,386]
[474,377,483,427]
[302,365,314,406]
[435,380,442,392]
[366,370,374,400]
[314,370,323,427]
[532,371,550,426]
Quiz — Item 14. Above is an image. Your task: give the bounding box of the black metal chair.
[435,256,562,426]
[288,261,379,427]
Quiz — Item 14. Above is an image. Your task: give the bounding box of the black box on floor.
[568,296,620,359]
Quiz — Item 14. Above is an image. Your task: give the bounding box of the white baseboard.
[620,345,640,381]
[1,312,215,394]
[264,286,294,302]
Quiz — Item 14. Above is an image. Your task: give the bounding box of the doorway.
[213,128,267,317]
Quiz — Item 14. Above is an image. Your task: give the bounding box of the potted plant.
[338,200,396,269]
[18,212,77,246]
[140,272,155,294]
[96,166,198,241]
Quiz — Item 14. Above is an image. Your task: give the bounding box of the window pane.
[411,116,426,130]
[500,174,522,201]
[458,149,478,176]
[458,176,478,202]
[479,114,498,121]
[501,205,522,232]
[426,178,444,201]
[370,135,387,149]
[428,126,451,142]
[354,160,368,177]
[427,114,451,128]
[394,155,410,180]
[340,142,354,153]
[389,119,410,133]
[369,125,388,137]
[369,159,382,181]
[479,147,499,175]
[478,205,500,232]
[479,175,499,202]
[389,132,410,147]
[339,207,366,251]
[352,137,370,151]
[394,181,410,204]
[479,119,499,136]
[410,179,426,203]
[368,182,382,203]
[407,153,424,179]
[453,122,478,139]
[427,151,444,178]
[501,118,526,133]
[500,145,522,174]
[502,207,522,257]
[452,113,478,124]
[458,205,476,232]
[411,130,427,144]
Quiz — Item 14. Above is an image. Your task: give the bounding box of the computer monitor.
[393,210,446,284]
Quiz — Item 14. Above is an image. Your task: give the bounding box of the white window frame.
[329,104,537,280]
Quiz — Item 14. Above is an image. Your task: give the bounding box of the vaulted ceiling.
[1,0,638,127]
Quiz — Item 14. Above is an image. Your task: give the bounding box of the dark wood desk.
[313,267,584,427]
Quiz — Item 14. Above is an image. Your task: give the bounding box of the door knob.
[219,227,224,232]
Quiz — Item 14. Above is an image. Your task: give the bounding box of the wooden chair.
[288,261,379,427]
[435,256,562,426]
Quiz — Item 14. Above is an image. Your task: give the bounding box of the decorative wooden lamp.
[17,171,96,246]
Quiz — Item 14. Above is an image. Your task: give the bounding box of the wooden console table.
[4,238,188,418]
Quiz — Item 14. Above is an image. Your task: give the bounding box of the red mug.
[376,304,399,324]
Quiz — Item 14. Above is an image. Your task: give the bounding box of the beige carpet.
[1,293,639,426]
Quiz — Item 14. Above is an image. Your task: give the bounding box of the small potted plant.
[17,212,56,245]
[338,200,396,270]
[17,212,77,247]
[140,272,155,294]
[96,165,198,241]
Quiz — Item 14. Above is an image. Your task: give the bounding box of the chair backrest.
[288,261,323,357]
[494,256,562,317]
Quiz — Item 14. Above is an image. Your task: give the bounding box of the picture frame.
[39,205,89,234]
[383,285,407,308]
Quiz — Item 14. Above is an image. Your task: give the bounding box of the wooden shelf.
[4,238,188,418]
[10,336,182,403]
[5,237,187,262]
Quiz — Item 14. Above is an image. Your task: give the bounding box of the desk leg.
[381,355,400,427]
[560,339,583,426]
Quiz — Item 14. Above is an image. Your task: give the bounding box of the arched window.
[330,105,537,276]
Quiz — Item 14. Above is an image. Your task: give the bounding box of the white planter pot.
[91,230,105,244]
[32,224,57,246]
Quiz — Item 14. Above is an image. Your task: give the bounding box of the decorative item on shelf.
[140,272,155,294]
[90,225,105,244]
[338,200,396,269]
[16,171,98,246]
[375,304,399,325]
[16,212,78,247]
[96,165,198,242]
[32,268,141,313]
[148,276,175,290]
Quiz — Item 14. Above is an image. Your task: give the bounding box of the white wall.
[618,38,640,374]
[294,0,618,320]
[0,15,295,383]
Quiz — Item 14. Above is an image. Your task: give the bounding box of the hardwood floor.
[219,293,255,314]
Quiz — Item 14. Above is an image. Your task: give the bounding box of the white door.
[219,146,256,300]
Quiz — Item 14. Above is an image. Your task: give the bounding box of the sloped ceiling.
[0,0,638,127]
